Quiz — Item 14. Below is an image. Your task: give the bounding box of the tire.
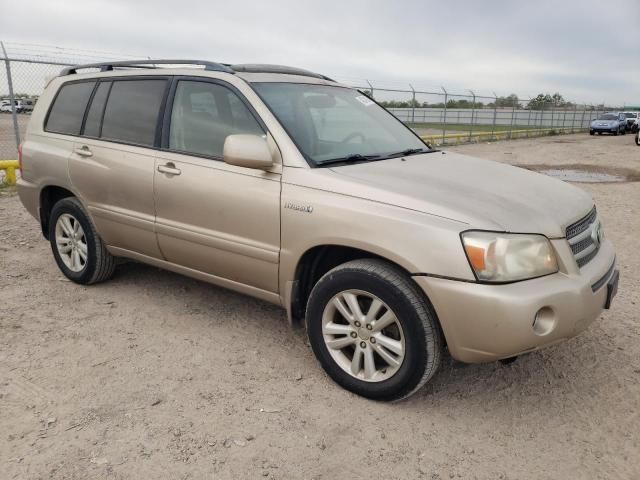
[636,132,640,146]
[589,130,594,136]
[306,259,443,401]
[620,127,626,135]
[49,197,116,285]
[613,130,618,136]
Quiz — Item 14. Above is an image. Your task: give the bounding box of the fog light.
[532,307,556,336]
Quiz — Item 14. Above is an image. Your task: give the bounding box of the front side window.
[101,80,167,146]
[46,81,96,135]
[169,80,264,158]
[251,83,429,165]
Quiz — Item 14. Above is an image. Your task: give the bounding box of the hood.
[327,152,593,238]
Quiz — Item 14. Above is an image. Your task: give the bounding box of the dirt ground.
[1,133,639,480]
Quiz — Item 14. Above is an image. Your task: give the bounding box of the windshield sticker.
[355,95,375,106]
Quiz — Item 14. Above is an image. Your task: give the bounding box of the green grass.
[406,122,544,132]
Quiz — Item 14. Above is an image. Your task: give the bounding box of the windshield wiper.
[316,153,382,166]
[382,148,433,159]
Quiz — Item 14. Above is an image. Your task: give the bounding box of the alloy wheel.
[321,289,405,382]
[54,213,88,272]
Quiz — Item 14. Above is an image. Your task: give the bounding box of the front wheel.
[636,132,640,146]
[306,259,443,401]
[49,197,116,284]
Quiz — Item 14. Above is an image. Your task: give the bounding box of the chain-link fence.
[0,41,626,165]
[338,81,623,146]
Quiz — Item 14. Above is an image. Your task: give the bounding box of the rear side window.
[169,80,263,158]
[101,80,167,146]
[83,82,111,137]
[46,81,96,135]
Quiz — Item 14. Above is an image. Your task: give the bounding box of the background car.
[0,99,23,113]
[622,112,638,132]
[590,113,625,135]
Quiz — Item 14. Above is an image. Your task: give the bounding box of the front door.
[153,78,281,294]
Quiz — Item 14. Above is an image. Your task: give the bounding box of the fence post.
[1,41,21,149]
[562,104,567,132]
[491,92,498,141]
[441,86,448,145]
[526,97,533,137]
[365,79,374,100]
[468,90,476,142]
[409,84,416,125]
[509,95,517,139]
[580,104,587,131]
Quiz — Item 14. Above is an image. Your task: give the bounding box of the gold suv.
[17,60,619,400]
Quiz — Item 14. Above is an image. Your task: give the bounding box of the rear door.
[68,77,169,258]
[153,77,281,294]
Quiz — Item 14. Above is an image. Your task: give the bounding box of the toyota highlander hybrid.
[17,60,619,401]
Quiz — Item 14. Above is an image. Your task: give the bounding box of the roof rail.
[231,64,334,82]
[60,59,234,76]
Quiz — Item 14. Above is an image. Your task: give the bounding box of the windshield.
[251,83,430,165]
[624,113,637,118]
[597,114,617,120]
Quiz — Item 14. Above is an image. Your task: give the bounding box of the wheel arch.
[39,185,76,239]
[287,243,418,326]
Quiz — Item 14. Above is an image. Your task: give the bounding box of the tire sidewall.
[307,266,431,401]
[49,199,98,284]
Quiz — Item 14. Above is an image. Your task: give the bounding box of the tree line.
[375,92,593,110]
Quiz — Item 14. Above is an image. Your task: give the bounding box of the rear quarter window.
[45,81,96,135]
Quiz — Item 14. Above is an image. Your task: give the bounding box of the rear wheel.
[49,197,116,284]
[306,259,443,401]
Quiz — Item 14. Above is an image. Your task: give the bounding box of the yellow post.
[0,160,19,186]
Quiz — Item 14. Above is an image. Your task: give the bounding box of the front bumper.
[590,126,617,133]
[414,239,617,363]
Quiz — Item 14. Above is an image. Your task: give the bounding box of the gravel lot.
[1,133,639,479]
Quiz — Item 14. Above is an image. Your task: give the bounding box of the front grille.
[566,206,600,268]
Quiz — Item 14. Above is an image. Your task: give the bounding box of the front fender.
[279,182,476,298]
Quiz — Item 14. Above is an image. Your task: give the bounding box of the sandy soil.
[1,134,639,479]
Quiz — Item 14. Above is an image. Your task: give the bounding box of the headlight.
[461,231,558,282]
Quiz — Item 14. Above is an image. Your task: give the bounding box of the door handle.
[74,146,93,157]
[157,163,181,176]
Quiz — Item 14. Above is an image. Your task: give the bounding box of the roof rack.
[59,59,334,82]
[230,64,334,81]
[60,59,234,76]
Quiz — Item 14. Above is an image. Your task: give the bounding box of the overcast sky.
[1,0,639,104]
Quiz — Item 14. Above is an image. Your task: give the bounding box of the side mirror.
[223,134,273,170]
